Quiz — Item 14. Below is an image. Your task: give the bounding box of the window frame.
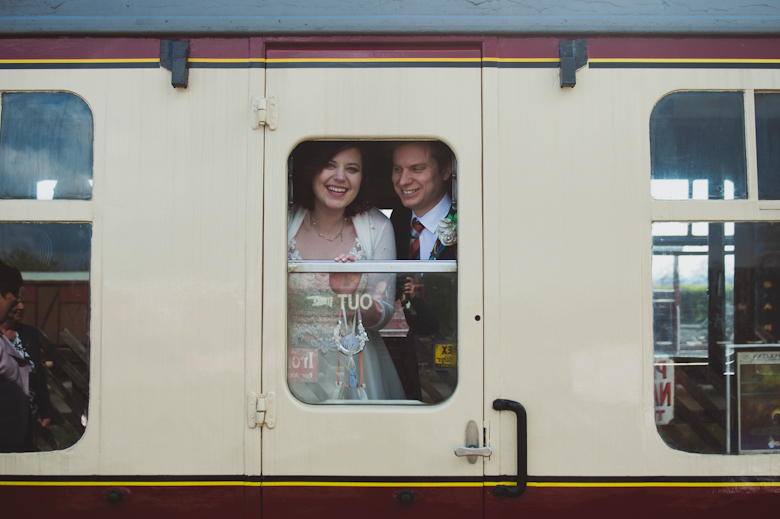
[0,90,95,452]
[650,88,780,455]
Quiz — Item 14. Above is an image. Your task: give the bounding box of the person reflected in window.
[288,142,405,402]
[0,260,27,452]
[390,142,457,401]
[1,286,53,451]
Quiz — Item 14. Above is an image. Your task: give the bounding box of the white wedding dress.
[287,206,406,403]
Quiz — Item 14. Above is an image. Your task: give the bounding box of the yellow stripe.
[487,58,560,63]
[188,58,266,63]
[0,481,248,487]
[265,57,481,63]
[0,59,158,64]
[2,57,777,66]
[0,480,477,488]
[488,481,780,488]
[194,57,550,65]
[263,481,481,488]
[590,58,780,64]
[2,479,779,488]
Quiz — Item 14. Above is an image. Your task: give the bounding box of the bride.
[287,142,405,403]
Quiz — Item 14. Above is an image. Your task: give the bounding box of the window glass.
[0,92,93,200]
[0,222,90,451]
[286,141,458,404]
[650,92,746,200]
[755,93,780,200]
[653,222,780,454]
[287,268,456,404]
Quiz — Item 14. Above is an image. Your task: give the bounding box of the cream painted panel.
[244,68,265,478]
[481,65,502,479]
[0,66,260,475]
[486,66,780,479]
[263,67,483,476]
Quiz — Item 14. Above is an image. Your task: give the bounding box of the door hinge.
[247,391,276,429]
[250,95,278,131]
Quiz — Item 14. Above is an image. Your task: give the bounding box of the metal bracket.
[160,40,190,89]
[558,39,588,89]
[251,95,278,131]
[247,391,276,429]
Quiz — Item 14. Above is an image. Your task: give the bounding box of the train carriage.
[1,1,780,517]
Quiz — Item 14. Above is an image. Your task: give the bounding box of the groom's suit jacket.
[390,204,457,400]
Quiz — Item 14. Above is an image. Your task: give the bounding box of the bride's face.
[312,147,362,213]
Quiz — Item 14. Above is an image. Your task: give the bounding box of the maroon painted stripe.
[496,37,560,59]
[4,482,779,519]
[495,36,780,60]
[0,38,160,60]
[486,485,780,519]
[586,36,780,60]
[265,45,482,61]
[1,36,780,62]
[3,484,253,519]
[188,38,250,59]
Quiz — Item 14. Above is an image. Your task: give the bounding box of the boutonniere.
[435,213,457,247]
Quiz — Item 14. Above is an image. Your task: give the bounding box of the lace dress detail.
[287,238,302,261]
[286,208,405,403]
[288,237,367,353]
[287,237,366,262]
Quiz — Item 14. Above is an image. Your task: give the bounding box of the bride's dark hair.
[291,141,373,217]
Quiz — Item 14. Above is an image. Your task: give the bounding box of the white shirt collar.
[412,192,452,232]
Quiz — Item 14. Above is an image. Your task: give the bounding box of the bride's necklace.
[311,215,347,242]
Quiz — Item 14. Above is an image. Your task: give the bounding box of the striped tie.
[409,218,425,260]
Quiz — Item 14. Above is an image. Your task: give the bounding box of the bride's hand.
[330,254,361,294]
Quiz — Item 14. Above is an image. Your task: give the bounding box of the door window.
[286,141,458,404]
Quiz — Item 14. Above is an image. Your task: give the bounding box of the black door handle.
[492,399,527,498]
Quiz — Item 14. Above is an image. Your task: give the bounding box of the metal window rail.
[288,260,457,273]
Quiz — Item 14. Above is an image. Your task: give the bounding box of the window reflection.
[756,93,780,200]
[286,140,458,405]
[0,92,93,200]
[36,180,57,201]
[0,223,90,451]
[287,269,457,404]
[650,92,746,200]
[653,222,780,454]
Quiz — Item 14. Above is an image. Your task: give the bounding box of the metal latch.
[247,391,276,429]
[250,95,278,131]
[454,419,491,463]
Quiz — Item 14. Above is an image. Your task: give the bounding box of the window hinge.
[250,95,278,131]
[247,391,276,429]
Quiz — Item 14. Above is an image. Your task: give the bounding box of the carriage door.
[260,44,485,516]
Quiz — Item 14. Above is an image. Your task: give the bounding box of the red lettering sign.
[288,348,318,383]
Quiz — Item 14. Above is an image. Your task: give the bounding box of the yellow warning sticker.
[435,344,457,367]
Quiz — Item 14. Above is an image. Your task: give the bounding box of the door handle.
[454,419,490,463]
[454,446,492,457]
[492,399,527,498]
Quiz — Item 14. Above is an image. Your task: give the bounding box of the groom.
[390,141,457,400]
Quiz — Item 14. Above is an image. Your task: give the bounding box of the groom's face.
[392,143,451,217]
